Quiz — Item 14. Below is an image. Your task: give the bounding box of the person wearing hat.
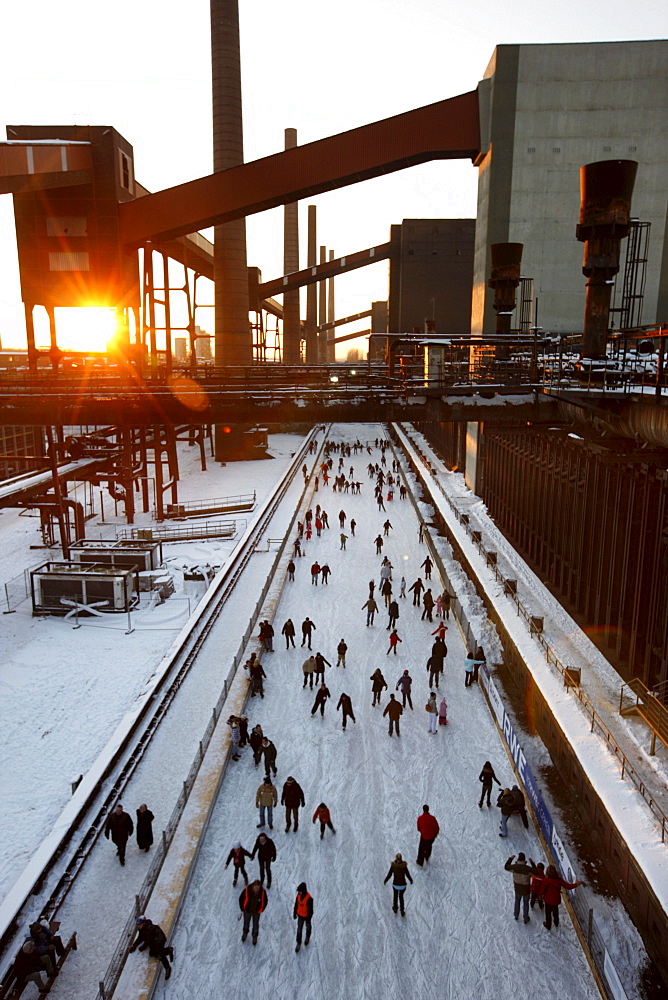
[255,776,277,829]
[129,916,174,980]
[12,940,50,993]
[281,776,305,832]
[251,832,277,888]
[383,854,413,915]
[239,880,268,945]
[104,803,134,866]
[225,842,252,887]
[504,853,538,924]
[395,670,413,709]
[293,883,314,952]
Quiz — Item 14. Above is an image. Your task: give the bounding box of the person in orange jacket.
[312,802,336,839]
[293,883,314,952]
[239,880,268,945]
[540,865,583,930]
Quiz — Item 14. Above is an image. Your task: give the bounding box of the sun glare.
[53,307,119,353]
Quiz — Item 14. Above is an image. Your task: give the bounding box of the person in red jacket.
[312,802,336,839]
[529,862,546,911]
[239,880,268,945]
[386,629,402,656]
[293,882,314,952]
[540,864,583,930]
[416,804,440,866]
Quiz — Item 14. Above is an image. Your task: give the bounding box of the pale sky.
[0,0,665,356]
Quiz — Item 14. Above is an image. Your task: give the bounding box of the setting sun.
[48,307,119,353]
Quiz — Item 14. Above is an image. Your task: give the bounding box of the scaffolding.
[611,220,651,331]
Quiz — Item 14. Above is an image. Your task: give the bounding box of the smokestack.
[211,0,250,367]
[305,205,318,362]
[576,159,637,358]
[327,249,335,362]
[282,128,301,363]
[488,243,523,337]
[318,246,327,362]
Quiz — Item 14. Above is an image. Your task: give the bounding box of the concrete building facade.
[472,40,668,336]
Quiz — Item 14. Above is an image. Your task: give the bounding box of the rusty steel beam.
[119,90,480,246]
[258,244,393,301]
[318,309,372,333]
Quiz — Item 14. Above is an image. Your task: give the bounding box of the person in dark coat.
[478,761,501,807]
[104,803,134,866]
[312,802,336,839]
[416,805,440,866]
[225,842,252,886]
[511,785,529,828]
[313,652,331,684]
[336,692,356,729]
[426,654,443,689]
[384,853,413,914]
[395,670,413,709]
[301,618,316,649]
[409,577,424,606]
[370,668,388,706]
[383,693,403,736]
[374,534,384,554]
[251,833,277,888]
[505,853,538,924]
[282,619,296,648]
[136,804,154,852]
[293,883,314,952]
[540,864,583,930]
[281,776,305,832]
[310,561,321,585]
[497,788,516,838]
[311,683,331,717]
[129,916,174,978]
[249,725,264,767]
[421,589,435,622]
[287,560,296,582]
[336,639,347,667]
[320,563,331,584]
[420,556,433,579]
[13,941,50,992]
[260,737,277,776]
[387,599,400,630]
[239,881,268,945]
[380,578,393,607]
[249,660,266,698]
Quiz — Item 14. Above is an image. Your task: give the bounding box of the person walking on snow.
[370,668,388,706]
[311,683,331,717]
[362,596,378,626]
[256,777,277,829]
[260,737,278,776]
[249,725,264,767]
[409,577,424,606]
[136,804,154,853]
[438,696,448,726]
[387,599,400,630]
[239,880,268,945]
[293,883,313,952]
[399,576,406,598]
[349,518,356,537]
[381,578,393,607]
[396,670,413,709]
[251,832,277,888]
[426,691,438,733]
[431,621,448,640]
[313,652,331,684]
[301,617,316,649]
[540,865,583,929]
[336,639,347,667]
[505,853,538,924]
[421,556,433,579]
[312,803,336,838]
[287,560,296,582]
[384,854,413,914]
[320,563,331,584]
[338,510,346,529]
[282,776,305,832]
[416,805,440,866]
[340,533,348,550]
[336,692,356,729]
[374,534,383,554]
[383,693,403,736]
[427,652,444,689]
[497,787,516,838]
[478,761,501,808]
[383,519,393,536]
[421,589,435,622]
[310,561,321,585]
[105,803,133,866]
[225,842,252,886]
[282,618,296,649]
[386,629,402,655]
[302,655,316,689]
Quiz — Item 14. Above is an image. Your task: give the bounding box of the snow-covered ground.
[0,424,655,999]
[140,425,597,1000]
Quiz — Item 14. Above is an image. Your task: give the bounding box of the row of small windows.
[526,145,637,153]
